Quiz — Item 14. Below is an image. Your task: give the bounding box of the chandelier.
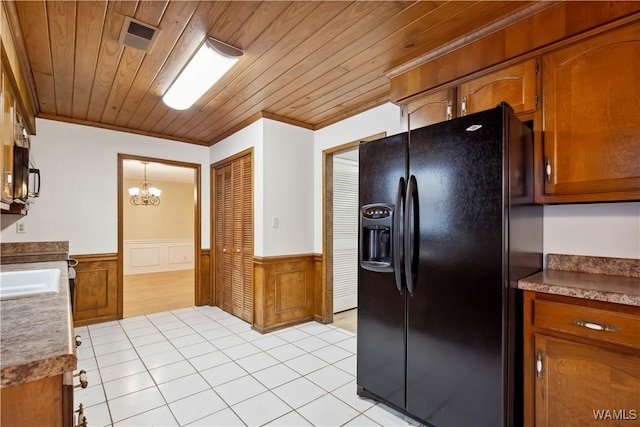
[128,162,161,206]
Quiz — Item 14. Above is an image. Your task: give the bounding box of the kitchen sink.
[0,269,61,300]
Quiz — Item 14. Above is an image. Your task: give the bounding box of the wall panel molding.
[71,253,118,327]
[198,249,210,306]
[123,239,194,274]
[253,254,322,333]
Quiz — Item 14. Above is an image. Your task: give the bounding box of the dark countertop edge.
[1,354,77,388]
[0,261,77,388]
[518,270,640,307]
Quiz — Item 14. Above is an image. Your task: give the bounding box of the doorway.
[332,147,359,313]
[322,133,384,324]
[118,155,201,318]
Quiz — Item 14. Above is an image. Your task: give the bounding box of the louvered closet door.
[241,156,253,323]
[214,154,253,323]
[333,157,359,313]
[215,165,233,312]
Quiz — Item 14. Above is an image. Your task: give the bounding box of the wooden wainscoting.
[198,249,211,306]
[72,253,118,327]
[253,254,323,333]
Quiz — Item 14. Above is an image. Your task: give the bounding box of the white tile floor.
[74,306,420,427]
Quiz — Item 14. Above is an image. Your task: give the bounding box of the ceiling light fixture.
[162,37,243,110]
[128,162,161,206]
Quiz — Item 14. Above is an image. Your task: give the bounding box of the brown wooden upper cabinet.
[459,58,538,118]
[540,22,640,203]
[404,88,456,130]
[402,58,538,131]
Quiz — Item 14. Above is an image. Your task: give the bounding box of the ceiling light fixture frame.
[162,37,243,110]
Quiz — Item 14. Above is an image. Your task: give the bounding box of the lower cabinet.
[1,373,72,426]
[523,292,640,426]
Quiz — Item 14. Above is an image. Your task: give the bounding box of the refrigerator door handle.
[404,175,418,295]
[393,177,406,294]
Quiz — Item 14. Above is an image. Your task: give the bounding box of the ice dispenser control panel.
[360,203,394,272]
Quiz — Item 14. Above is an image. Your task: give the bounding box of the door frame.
[321,133,385,323]
[117,154,202,319]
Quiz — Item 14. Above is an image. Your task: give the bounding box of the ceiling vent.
[118,17,160,53]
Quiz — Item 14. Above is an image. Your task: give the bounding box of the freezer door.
[406,106,509,426]
[357,132,407,409]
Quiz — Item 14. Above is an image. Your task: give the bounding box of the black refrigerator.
[357,103,542,427]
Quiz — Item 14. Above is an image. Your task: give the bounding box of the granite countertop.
[0,261,77,388]
[518,269,640,306]
[518,254,640,307]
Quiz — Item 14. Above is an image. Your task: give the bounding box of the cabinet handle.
[545,159,552,182]
[75,335,82,347]
[535,350,544,379]
[74,370,88,389]
[75,404,87,427]
[446,101,453,120]
[236,248,240,253]
[572,318,618,332]
[223,248,227,253]
[461,97,467,116]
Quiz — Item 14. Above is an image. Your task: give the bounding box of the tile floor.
[74,306,419,426]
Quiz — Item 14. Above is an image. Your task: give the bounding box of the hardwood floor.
[123,270,195,318]
[333,308,357,333]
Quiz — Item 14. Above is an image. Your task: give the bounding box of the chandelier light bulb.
[129,162,161,206]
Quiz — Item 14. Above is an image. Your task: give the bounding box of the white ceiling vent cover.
[119,17,160,53]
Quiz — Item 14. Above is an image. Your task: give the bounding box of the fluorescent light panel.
[163,37,242,110]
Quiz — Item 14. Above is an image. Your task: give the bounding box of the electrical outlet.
[16,223,26,233]
[272,216,279,228]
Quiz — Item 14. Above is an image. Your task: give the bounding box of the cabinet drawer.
[533,299,640,349]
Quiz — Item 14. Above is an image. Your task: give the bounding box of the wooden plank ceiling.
[12,0,537,146]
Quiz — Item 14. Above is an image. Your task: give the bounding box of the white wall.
[208,119,314,256]
[0,119,210,255]
[544,202,640,259]
[313,102,404,253]
[209,119,265,255]
[2,109,638,263]
[263,120,314,255]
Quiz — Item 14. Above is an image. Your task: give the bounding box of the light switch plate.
[272,217,279,228]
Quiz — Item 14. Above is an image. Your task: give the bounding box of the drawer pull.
[572,318,618,332]
[74,370,88,389]
[535,350,544,379]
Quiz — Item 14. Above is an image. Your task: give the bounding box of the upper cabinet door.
[1,72,15,205]
[404,88,456,130]
[541,23,640,202]
[459,58,538,117]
